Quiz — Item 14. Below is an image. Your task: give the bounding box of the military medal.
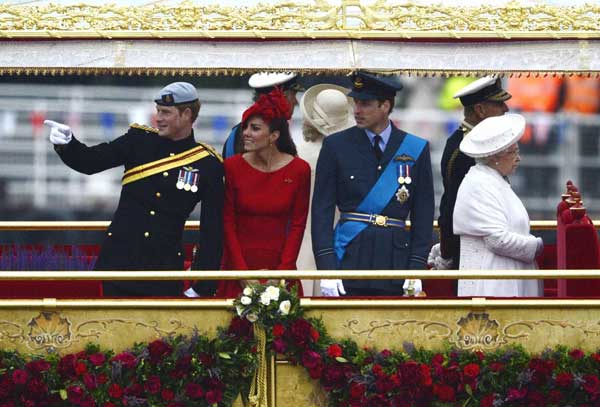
[176,169,185,190]
[190,173,199,193]
[404,165,412,184]
[396,185,410,203]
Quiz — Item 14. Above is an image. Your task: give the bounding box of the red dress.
[217,154,311,298]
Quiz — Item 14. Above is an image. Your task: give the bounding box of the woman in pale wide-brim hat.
[453,113,543,297]
[296,84,355,296]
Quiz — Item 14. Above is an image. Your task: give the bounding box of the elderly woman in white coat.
[453,113,543,297]
[296,84,355,296]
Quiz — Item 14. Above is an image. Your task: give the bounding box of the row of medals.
[176,168,199,193]
[396,164,411,203]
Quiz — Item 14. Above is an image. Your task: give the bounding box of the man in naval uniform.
[46,82,224,297]
[221,72,304,158]
[431,76,511,278]
[311,72,434,296]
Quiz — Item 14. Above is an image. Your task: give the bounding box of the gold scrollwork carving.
[344,318,453,341]
[0,0,598,39]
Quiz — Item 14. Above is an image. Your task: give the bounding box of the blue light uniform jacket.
[311,124,434,293]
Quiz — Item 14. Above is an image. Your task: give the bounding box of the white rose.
[265,285,280,301]
[260,292,271,306]
[279,300,291,315]
[236,305,244,316]
[246,313,258,323]
[243,287,253,296]
[240,296,252,305]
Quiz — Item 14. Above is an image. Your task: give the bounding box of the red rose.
[67,385,84,404]
[555,372,573,387]
[11,369,28,385]
[433,384,455,402]
[310,328,320,342]
[108,383,123,399]
[301,351,322,369]
[583,374,600,394]
[288,319,312,346]
[527,391,545,405]
[375,375,395,393]
[57,354,76,378]
[88,353,106,367]
[26,377,47,397]
[104,403,116,407]
[185,383,204,399]
[507,388,527,401]
[124,383,143,397]
[206,389,223,404]
[272,324,285,337]
[199,352,214,367]
[321,364,347,390]
[349,382,366,399]
[489,362,504,372]
[432,354,444,365]
[548,390,563,404]
[372,364,384,378]
[480,394,495,407]
[273,338,287,353]
[80,396,95,407]
[145,375,162,394]
[83,374,97,390]
[161,388,175,401]
[420,364,432,386]
[97,374,108,385]
[25,360,50,374]
[148,340,173,364]
[569,349,585,360]
[228,317,253,340]
[0,378,14,399]
[0,402,15,407]
[75,362,88,376]
[474,351,485,361]
[593,353,600,363]
[327,344,343,358]
[463,363,480,378]
[309,364,324,379]
[112,352,137,369]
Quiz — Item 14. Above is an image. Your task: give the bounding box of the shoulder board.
[129,123,159,134]
[197,141,223,163]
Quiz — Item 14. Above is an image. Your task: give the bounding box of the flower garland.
[2,283,600,407]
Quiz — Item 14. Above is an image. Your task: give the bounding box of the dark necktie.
[373,134,383,161]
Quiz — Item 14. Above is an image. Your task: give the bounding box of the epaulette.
[129,123,159,134]
[197,141,223,163]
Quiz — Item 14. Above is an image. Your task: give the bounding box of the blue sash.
[223,124,240,159]
[333,133,427,262]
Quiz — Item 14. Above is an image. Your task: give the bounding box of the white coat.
[453,163,542,297]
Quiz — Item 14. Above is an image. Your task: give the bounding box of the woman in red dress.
[217,89,311,298]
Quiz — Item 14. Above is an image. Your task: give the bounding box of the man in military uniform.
[222,72,303,158]
[312,72,434,296]
[45,82,224,297]
[431,76,511,277]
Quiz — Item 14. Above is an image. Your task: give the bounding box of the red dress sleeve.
[277,159,311,270]
[223,158,249,270]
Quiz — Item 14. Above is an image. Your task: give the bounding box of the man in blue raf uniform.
[312,72,434,296]
[430,76,510,280]
[222,72,303,158]
[45,82,224,297]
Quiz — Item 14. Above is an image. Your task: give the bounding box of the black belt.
[340,212,406,228]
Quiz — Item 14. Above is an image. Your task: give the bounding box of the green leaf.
[59,389,67,400]
[219,352,232,359]
[335,357,349,363]
[465,383,473,396]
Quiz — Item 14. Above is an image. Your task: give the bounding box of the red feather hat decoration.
[241,87,292,125]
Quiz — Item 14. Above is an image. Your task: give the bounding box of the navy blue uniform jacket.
[438,125,475,268]
[55,125,224,297]
[311,124,434,292]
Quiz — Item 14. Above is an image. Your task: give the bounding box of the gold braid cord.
[247,324,268,407]
[0,0,599,39]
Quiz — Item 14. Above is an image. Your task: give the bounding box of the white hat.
[453,75,511,106]
[460,113,526,158]
[248,72,297,89]
[300,84,355,136]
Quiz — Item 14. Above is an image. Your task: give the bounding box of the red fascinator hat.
[241,87,292,125]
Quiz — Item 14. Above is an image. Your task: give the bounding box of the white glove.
[320,279,346,296]
[535,237,544,257]
[184,287,201,298]
[427,243,453,270]
[44,119,72,145]
[403,279,423,296]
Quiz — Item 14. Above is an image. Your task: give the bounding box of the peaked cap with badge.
[453,76,511,106]
[54,81,224,298]
[311,71,434,296]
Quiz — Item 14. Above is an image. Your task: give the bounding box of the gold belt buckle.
[373,214,388,227]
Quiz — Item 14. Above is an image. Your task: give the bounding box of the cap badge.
[162,93,174,104]
[353,77,364,89]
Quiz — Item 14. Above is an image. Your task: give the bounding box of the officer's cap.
[249,72,304,94]
[453,76,511,107]
[347,72,403,100]
[154,82,199,106]
[460,113,525,158]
